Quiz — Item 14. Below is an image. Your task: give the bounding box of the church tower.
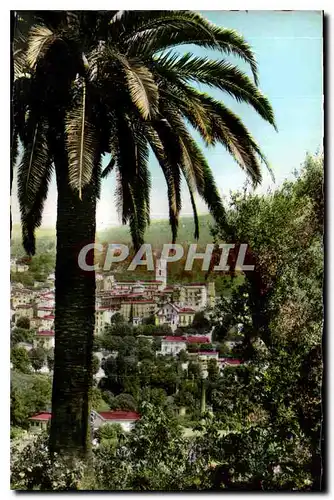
[155,257,167,289]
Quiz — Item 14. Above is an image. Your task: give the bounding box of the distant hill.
[96,214,215,247]
[12,214,215,249]
[11,215,244,295]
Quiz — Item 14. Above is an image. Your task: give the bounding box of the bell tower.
[155,257,167,289]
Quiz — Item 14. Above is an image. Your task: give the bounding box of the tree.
[92,355,100,375]
[111,393,137,411]
[177,349,189,363]
[192,311,210,332]
[13,10,275,459]
[11,372,51,428]
[110,313,125,324]
[46,349,54,371]
[142,315,156,326]
[11,346,31,373]
[29,347,47,371]
[95,423,123,444]
[207,359,219,382]
[11,327,34,347]
[210,154,323,489]
[16,316,30,330]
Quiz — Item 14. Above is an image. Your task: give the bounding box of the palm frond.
[124,12,258,83]
[26,25,57,69]
[112,52,159,120]
[17,119,51,254]
[153,52,277,129]
[65,79,97,199]
[101,157,115,178]
[111,113,149,249]
[144,123,181,243]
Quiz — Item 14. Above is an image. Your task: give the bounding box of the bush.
[11,432,86,491]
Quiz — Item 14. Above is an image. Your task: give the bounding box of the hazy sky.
[11,10,323,229]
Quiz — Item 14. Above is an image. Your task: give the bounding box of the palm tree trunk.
[50,160,96,459]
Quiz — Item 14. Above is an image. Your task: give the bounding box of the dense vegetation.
[11,155,324,490]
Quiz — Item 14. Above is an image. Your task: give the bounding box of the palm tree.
[12,10,276,458]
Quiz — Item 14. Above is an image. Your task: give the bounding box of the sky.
[11,10,323,230]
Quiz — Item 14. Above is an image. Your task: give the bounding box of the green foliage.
[29,347,47,371]
[11,372,51,428]
[95,423,123,444]
[11,432,85,490]
[192,311,211,332]
[16,316,31,329]
[91,387,110,412]
[11,346,31,373]
[46,349,54,371]
[111,393,137,411]
[11,327,35,347]
[92,355,100,375]
[110,313,125,324]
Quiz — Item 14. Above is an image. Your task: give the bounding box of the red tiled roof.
[187,336,210,344]
[37,330,54,337]
[30,410,140,422]
[42,315,55,319]
[29,412,51,421]
[178,307,196,313]
[163,336,186,342]
[219,358,243,365]
[99,410,140,421]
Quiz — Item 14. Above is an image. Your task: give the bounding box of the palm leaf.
[17,119,51,254]
[123,11,258,83]
[26,25,57,69]
[65,79,97,199]
[153,52,277,129]
[101,157,115,178]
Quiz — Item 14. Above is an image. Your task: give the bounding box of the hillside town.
[11,256,242,376]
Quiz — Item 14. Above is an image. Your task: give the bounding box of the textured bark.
[50,157,96,458]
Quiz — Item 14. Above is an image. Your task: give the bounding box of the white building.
[37,306,55,318]
[94,307,115,335]
[160,336,187,356]
[39,315,55,331]
[156,303,179,331]
[34,330,55,349]
[92,410,140,432]
[29,410,140,434]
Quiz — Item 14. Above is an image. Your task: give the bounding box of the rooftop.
[30,410,140,422]
[37,330,54,337]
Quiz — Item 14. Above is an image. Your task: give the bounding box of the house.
[197,351,219,371]
[93,410,140,432]
[120,299,156,321]
[15,304,34,320]
[160,336,187,356]
[17,264,29,273]
[94,307,115,335]
[29,410,140,433]
[156,303,180,331]
[177,307,196,327]
[34,330,55,349]
[218,358,243,372]
[29,412,51,432]
[37,305,55,318]
[186,335,210,345]
[39,315,55,331]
